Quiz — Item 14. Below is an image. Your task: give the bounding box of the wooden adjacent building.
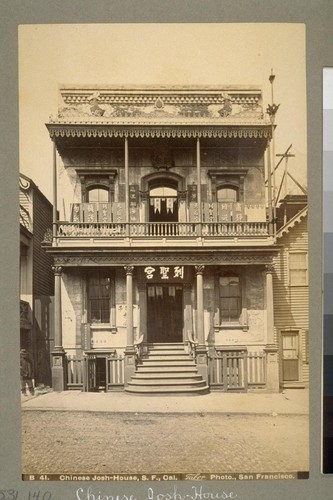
[20,173,54,386]
[43,85,300,394]
[274,195,308,388]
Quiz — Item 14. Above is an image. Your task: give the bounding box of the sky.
[19,23,307,203]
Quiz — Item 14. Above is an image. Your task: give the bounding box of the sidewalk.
[21,388,309,415]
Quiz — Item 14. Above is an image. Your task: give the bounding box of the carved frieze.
[57,89,263,122]
[52,252,274,267]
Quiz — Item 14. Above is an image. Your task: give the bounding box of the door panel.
[147,285,183,343]
[281,332,299,382]
[86,354,98,391]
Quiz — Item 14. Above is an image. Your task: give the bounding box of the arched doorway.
[142,172,186,224]
[149,184,178,223]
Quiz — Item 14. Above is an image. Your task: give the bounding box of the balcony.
[55,221,272,248]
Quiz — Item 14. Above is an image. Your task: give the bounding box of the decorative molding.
[19,177,31,190]
[42,228,53,245]
[48,125,272,141]
[52,251,276,267]
[61,90,261,107]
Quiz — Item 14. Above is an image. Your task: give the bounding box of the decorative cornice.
[47,124,272,141]
[51,251,275,267]
[60,86,261,107]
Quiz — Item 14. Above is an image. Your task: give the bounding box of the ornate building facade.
[44,85,282,394]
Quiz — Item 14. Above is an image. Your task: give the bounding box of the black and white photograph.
[18,23,309,480]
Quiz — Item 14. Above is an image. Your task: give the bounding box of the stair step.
[134,373,203,380]
[138,364,196,370]
[127,342,209,396]
[125,386,210,395]
[128,379,206,389]
[145,355,192,361]
[136,367,199,373]
[147,351,190,356]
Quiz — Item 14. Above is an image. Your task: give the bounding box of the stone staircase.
[125,343,209,395]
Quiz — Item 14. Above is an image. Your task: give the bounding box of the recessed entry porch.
[147,284,184,343]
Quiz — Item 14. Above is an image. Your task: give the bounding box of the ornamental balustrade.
[57,221,269,238]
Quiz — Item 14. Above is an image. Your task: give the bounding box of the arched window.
[217,186,239,203]
[87,187,109,203]
[148,180,178,222]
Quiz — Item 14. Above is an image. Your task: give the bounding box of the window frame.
[288,251,308,286]
[215,270,248,331]
[87,270,113,325]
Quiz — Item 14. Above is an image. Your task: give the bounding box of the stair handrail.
[134,333,144,364]
[187,330,198,359]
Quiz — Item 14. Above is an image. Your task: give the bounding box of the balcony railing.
[57,221,269,238]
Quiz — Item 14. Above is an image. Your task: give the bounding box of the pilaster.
[124,265,136,385]
[195,265,208,383]
[51,265,66,391]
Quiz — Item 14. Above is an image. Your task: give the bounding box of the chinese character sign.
[142,266,187,282]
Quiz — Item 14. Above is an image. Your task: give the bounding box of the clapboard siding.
[273,217,309,384]
[32,189,54,296]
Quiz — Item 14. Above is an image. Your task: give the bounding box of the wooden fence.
[66,355,85,390]
[208,349,266,392]
[66,354,124,391]
[107,355,124,391]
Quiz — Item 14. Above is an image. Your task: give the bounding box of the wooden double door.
[147,284,183,343]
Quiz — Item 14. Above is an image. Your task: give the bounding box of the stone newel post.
[124,266,136,386]
[51,265,66,391]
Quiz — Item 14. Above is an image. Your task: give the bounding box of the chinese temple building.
[44,85,283,394]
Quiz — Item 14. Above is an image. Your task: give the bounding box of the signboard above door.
[137,265,193,283]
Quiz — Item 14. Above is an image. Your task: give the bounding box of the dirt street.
[21,411,308,474]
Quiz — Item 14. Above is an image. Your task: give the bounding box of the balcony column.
[52,140,58,243]
[264,263,279,392]
[124,137,130,237]
[51,265,66,391]
[124,265,136,386]
[196,137,202,237]
[195,265,208,384]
